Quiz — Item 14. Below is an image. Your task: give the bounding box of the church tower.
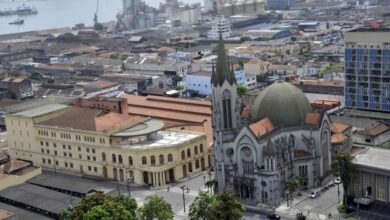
[211,34,241,193]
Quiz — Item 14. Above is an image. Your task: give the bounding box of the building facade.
[211,36,332,207]
[344,28,390,112]
[266,0,290,10]
[6,102,211,187]
[208,16,232,39]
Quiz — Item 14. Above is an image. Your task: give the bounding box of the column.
[162,171,166,186]
[158,172,161,186]
[154,172,157,187]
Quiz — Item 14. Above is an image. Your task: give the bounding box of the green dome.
[252,81,312,127]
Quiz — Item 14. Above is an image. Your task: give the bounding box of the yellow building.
[6,104,210,187]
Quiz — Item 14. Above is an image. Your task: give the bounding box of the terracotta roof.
[355,122,390,137]
[241,105,251,118]
[294,149,312,158]
[246,58,271,65]
[349,146,366,156]
[37,107,142,133]
[331,133,348,144]
[84,80,118,90]
[249,117,274,137]
[331,122,350,134]
[0,160,30,174]
[305,112,321,125]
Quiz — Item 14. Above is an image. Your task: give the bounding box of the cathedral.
[211,36,332,207]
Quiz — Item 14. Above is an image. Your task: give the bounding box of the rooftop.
[353,147,390,171]
[191,70,212,77]
[354,122,389,137]
[119,130,202,150]
[331,122,351,134]
[13,104,68,118]
[331,133,348,144]
[249,117,275,138]
[348,28,390,32]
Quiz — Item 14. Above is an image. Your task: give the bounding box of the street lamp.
[180,185,189,213]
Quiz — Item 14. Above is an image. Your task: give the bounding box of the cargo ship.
[9,19,24,25]
[0,5,38,16]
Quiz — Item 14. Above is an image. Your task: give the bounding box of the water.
[0,0,123,35]
[0,0,202,35]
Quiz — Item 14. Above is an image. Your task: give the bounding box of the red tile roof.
[331,122,351,134]
[305,112,321,125]
[331,133,348,144]
[0,160,30,174]
[84,80,118,89]
[294,149,312,158]
[355,122,390,137]
[249,117,274,137]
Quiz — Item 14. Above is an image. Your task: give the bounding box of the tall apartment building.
[266,0,290,10]
[6,98,210,187]
[208,16,232,39]
[344,28,390,112]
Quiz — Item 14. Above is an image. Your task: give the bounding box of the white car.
[334,177,341,184]
[310,191,320,198]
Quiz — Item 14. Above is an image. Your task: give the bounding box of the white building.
[208,16,232,39]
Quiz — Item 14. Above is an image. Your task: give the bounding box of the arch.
[187,149,191,157]
[151,155,156,166]
[239,146,255,175]
[103,166,108,178]
[183,165,187,177]
[112,154,116,163]
[168,154,173,162]
[113,168,118,180]
[128,156,133,166]
[142,156,147,165]
[159,154,164,165]
[188,162,193,172]
[194,146,198,154]
[119,169,124,181]
[168,169,175,182]
[118,155,123,164]
[143,172,149,184]
[195,160,200,169]
[102,152,106,161]
[201,157,206,171]
[200,144,204,153]
[181,151,185,160]
[222,89,233,129]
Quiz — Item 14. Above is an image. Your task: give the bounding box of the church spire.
[212,33,236,86]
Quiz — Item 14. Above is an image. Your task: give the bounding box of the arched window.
[142,156,147,165]
[194,146,198,154]
[118,155,123,164]
[200,144,204,153]
[113,168,118,180]
[222,90,233,129]
[168,154,173,162]
[112,154,116,163]
[159,154,164,165]
[195,160,200,169]
[181,151,185,160]
[187,149,191,157]
[188,162,193,172]
[102,152,106,161]
[128,156,133,166]
[151,155,156,166]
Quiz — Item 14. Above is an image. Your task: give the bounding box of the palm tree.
[332,152,355,206]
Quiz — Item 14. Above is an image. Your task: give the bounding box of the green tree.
[70,192,109,220]
[205,190,245,220]
[237,85,248,96]
[94,22,103,31]
[60,208,71,220]
[114,195,138,217]
[138,195,174,220]
[83,200,134,220]
[286,178,299,194]
[332,152,355,206]
[296,212,306,220]
[239,36,251,43]
[189,191,213,220]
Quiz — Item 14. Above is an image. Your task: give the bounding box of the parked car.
[334,177,341,184]
[310,191,320,198]
[267,213,281,220]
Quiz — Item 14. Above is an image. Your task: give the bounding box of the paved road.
[277,183,343,220]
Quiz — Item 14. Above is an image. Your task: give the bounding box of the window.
[48,159,51,164]
[112,154,116,163]
[142,156,147,165]
[194,146,198,154]
[42,158,46,164]
[69,153,72,158]
[189,163,193,172]
[63,145,66,150]
[46,149,50,154]
[93,156,96,161]
[87,156,90,160]
[118,155,123,164]
[79,154,82,159]
[63,152,67,157]
[40,141,43,146]
[68,145,71,150]
[53,143,57,148]
[92,149,95,154]
[54,151,57,156]
[94,167,97,172]
[128,156,133,166]
[151,156,156,166]
[102,152,106,161]
[88,166,91,171]
[65,162,68,167]
[181,151,185,160]
[299,165,308,177]
[187,149,191,157]
[78,147,81,151]
[41,149,44,153]
[159,154,164,165]
[55,161,59,165]
[70,163,73,168]
[86,148,90,153]
[168,154,173,162]
[195,160,200,169]
[200,144,204,153]
[45,142,49,147]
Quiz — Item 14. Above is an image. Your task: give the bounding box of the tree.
[70,192,108,220]
[332,152,356,206]
[286,178,299,194]
[114,195,138,217]
[138,195,174,220]
[83,200,134,220]
[93,22,103,31]
[296,212,307,220]
[205,190,245,220]
[189,191,213,220]
[239,36,251,43]
[237,85,248,96]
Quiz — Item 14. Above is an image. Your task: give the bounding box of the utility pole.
[180,185,188,213]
